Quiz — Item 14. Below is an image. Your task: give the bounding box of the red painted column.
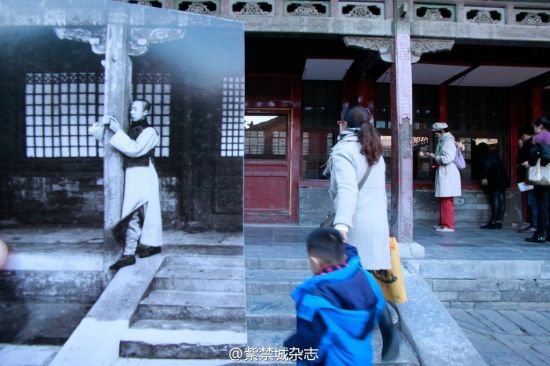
[509,89,521,185]
[289,77,302,222]
[357,79,375,107]
[390,0,414,243]
[439,84,447,122]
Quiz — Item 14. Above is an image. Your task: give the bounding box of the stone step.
[164,255,244,268]
[246,295,295,316]
[246,281,298,295]
[245,269,310,282]
[246,258,309,271]
[131,319,247,332]
[154,277,245,293]
[163,244,243,256]
[119,326,246,359]
[157,266,245,281]
[137,290,246,322]
[247,314,295,331]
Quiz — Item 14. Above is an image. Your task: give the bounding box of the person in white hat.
[423,122,462,232]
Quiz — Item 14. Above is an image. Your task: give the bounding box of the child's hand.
[338,230,348,242]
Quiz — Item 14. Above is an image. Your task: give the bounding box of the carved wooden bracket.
[344,36,454,63]
[54,26,185,56]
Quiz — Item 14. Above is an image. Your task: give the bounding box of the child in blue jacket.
[283,228,390,366]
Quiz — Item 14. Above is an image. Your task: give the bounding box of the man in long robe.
[91,99,163,270]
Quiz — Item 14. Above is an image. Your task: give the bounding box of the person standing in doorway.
[477,142,510,230]
[93,99,163,270]
[517,125,537,233]
[525,117,550,243]
[424,122,462,232]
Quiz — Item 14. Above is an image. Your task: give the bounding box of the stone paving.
[415,221,550,366]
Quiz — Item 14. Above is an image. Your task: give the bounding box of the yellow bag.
[371,237,407,304]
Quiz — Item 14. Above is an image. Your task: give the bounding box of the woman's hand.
[482,178,488,186]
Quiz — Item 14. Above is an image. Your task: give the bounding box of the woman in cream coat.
[328,106,390,270]
[424,122,462,232]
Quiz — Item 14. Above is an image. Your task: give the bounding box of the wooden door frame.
[244,106,298,223]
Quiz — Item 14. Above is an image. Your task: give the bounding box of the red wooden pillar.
[509,89,521,185]
[390,0,414,243]
[289,77,302,223]
[357,79,375,107]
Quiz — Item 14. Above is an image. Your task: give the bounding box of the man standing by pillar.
[92,99,163,270]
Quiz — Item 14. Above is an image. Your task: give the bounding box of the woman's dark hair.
[534,116,550,131]
[518,125,535,136]
[477,142,489,156]
[343,105,383,166]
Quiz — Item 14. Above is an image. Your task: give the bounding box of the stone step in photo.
[131,319,247,332]
[157,266,245,281]
[154,277,245,293]
[164,255,244,268]
[120,326,246,359]
[137,290,246,323]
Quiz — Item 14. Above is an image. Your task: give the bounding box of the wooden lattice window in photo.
[221,76,245,157]
[24,72,172,159]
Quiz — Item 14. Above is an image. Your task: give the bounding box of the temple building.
[1,0,550,243]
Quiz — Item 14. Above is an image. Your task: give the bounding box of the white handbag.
[528,159,550,186]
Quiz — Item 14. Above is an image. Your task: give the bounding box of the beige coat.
[329,133,391,270]
[434,133,462,198]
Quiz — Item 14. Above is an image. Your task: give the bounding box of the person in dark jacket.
[525,116,550,243]
[283,228,395,366]
[477,143,510,230]
[517,126,537,233]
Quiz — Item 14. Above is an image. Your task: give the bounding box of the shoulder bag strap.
[358,163,373,190]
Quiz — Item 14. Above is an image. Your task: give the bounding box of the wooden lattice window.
[25,72,104,158]
[24,72,171,159]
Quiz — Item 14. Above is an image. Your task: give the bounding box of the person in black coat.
[477,143,510,230]
[517,125,537,233]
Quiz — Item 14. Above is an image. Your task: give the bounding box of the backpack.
[454,147,466,170]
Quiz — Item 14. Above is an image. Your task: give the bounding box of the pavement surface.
[416,221,550,366]
[1,222,549,365]
[245,221,550,366]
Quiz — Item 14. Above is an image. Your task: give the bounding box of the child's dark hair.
[307,228,345,264]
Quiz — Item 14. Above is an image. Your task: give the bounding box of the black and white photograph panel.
[0,1,245,364]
